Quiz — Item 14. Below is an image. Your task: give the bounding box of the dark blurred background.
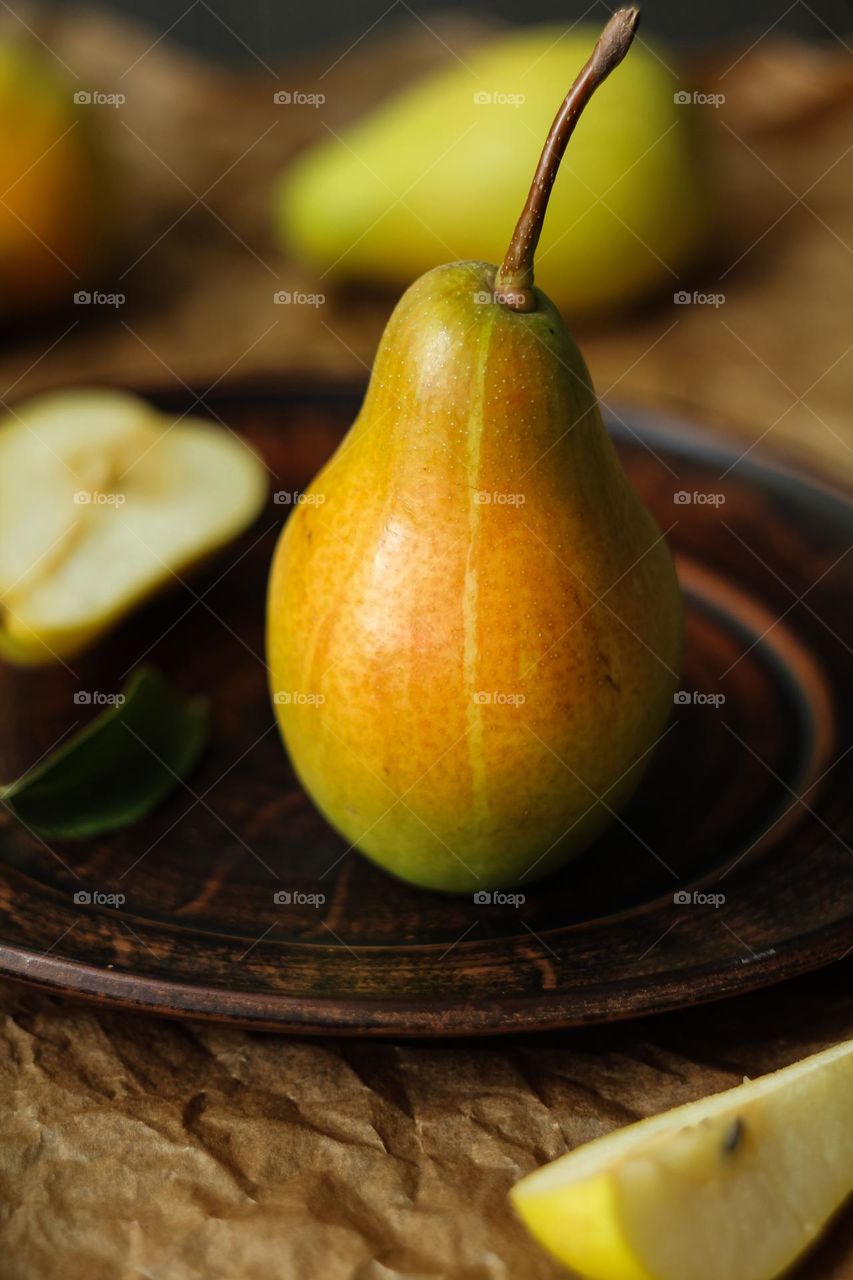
[1,0,851,477]
[38,0,853,59]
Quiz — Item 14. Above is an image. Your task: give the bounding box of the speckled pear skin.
[267,262,683,892]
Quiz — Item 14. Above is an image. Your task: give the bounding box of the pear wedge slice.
[0,389,267,666]
[511,1039,853,1280]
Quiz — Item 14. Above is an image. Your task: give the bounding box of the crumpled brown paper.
[0,966,851,1279]
[0,12,852,1279]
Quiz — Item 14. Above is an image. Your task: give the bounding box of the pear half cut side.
[0,389,267,666]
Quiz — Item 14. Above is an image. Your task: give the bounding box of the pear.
[0,389,267,666]
[268,9,683,892]
[277,20,707,316]
[0,43,107,315]
[511,1039,853,1280]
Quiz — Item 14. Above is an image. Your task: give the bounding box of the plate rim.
[0,913,849,1036]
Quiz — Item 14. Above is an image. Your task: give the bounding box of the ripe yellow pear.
[268,10,683,892]
[277,20,707,316]
[0,43,106,315]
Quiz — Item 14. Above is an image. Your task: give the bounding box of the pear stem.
[494,6,640,313]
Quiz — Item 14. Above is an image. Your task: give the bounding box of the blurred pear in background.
[277,24,710,317]
[0,42,108,317]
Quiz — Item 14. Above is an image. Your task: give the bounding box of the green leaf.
[1,666,208,839]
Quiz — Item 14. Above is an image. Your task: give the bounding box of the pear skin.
[0,44,107,314]
[268,261,682,891]
[267,10,684,892]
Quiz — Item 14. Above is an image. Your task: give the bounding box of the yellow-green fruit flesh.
[277,25,708,315]
[267,262,683,892]
[0,390,268,666]
[512,1040,853,1280]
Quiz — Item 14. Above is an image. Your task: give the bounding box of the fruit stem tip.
[494,5,641,314]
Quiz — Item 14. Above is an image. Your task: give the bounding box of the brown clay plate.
[0,386,851,1035]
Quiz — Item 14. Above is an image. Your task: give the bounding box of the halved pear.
[0,389,267,666]
[511,1040,853,1280]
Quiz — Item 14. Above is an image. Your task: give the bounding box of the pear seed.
[722,1116,745,1155]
